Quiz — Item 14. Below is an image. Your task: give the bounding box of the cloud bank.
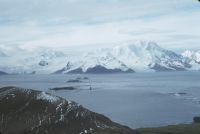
[0,0,199,51]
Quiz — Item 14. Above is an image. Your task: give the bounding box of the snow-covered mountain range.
[0,41,199,74]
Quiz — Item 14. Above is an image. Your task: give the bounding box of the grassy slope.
[137,123,200,134]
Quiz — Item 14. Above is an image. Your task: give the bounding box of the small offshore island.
[0,86,200,134]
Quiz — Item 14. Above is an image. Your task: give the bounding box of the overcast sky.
[0,0,200,51]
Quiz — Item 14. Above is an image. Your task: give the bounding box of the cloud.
[0,0,198,23]
[0,0,199,51]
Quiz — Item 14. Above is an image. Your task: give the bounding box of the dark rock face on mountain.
[85,65,135,74]
[0,71,8,75]
[149,63,174,72]
[53,68,67,74]
[38,60,49,66]
[57,66,135,74]
[68,68,84,74]
[0,87,139,134]
[149,63,187,72]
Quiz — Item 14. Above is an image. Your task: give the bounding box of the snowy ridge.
[0,46,68,74]
[57,41,191,73]
[0,41,199,74]
[36,91,59,103]
[182,50,200,71]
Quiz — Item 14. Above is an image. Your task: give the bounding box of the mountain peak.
[182,50,194,57]
[114,41,162,52]
[182,50,200,64]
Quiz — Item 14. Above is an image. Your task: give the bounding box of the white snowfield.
[37,91,59,103]
[182,50,200,70]
[0,41,199,74]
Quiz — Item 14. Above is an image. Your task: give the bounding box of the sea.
[0,71,200,128]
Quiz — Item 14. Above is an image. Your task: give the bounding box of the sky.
[0,0,200,52]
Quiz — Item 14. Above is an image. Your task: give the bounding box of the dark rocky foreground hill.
[0,87,139,134]
[0,71,7,75]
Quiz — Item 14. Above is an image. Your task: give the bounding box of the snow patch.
[37,92,59,103]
